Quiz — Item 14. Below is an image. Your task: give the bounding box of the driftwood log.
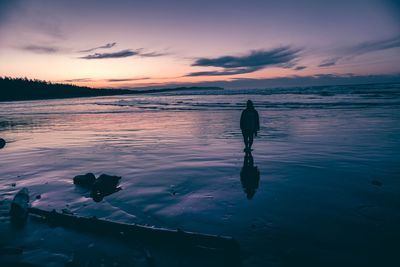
[9,188,240,259]
[28,207,239,253]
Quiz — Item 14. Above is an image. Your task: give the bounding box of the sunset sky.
[0,0,399,89]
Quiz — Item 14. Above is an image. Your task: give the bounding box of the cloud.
[62,78,92,82]
[187,46,301,76]
[79,42,117,53]
[107,77,151,82]
[294,66,307,70]
[193,46,300,68]
[79,49,137,59]
[79,48,167,59]
[318,57,340,67]
[21,44,59,54]
[187,66,263,77]
[132,48,169,57]
[348,35,400,56]
[318,36,400,68]
[20,42,165,60]
[139,51,168,57]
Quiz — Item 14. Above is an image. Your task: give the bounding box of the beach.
[1,83,400,266]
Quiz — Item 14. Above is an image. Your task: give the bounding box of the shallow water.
[1,83,400,266]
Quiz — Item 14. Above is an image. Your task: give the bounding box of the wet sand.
[1,84,400,266]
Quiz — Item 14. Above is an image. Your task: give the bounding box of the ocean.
[1,83,399,266]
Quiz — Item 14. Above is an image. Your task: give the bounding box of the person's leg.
[248,132,254,149]
[242,131,249,149]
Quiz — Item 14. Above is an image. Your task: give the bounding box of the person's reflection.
[240,151,260,199]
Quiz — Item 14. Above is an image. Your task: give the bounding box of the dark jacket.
[240,108,260,132]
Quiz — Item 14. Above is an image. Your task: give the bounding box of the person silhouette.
[240,100,259,152]
[240,151,260,199]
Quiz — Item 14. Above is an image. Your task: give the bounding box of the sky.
[0,0,399,89]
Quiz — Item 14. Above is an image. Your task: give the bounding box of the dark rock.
[73,173,122,202]
[73,173,96,188]
[36,194,41,199]
[371,180,383,186]
[10,188,30,226]
[91,174,121,202]
[11,183,16,187]
[93,174,121,191]
[0,138,5,149]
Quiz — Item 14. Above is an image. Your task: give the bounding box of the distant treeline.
[0,77,134,102]
[0,77,222,102]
